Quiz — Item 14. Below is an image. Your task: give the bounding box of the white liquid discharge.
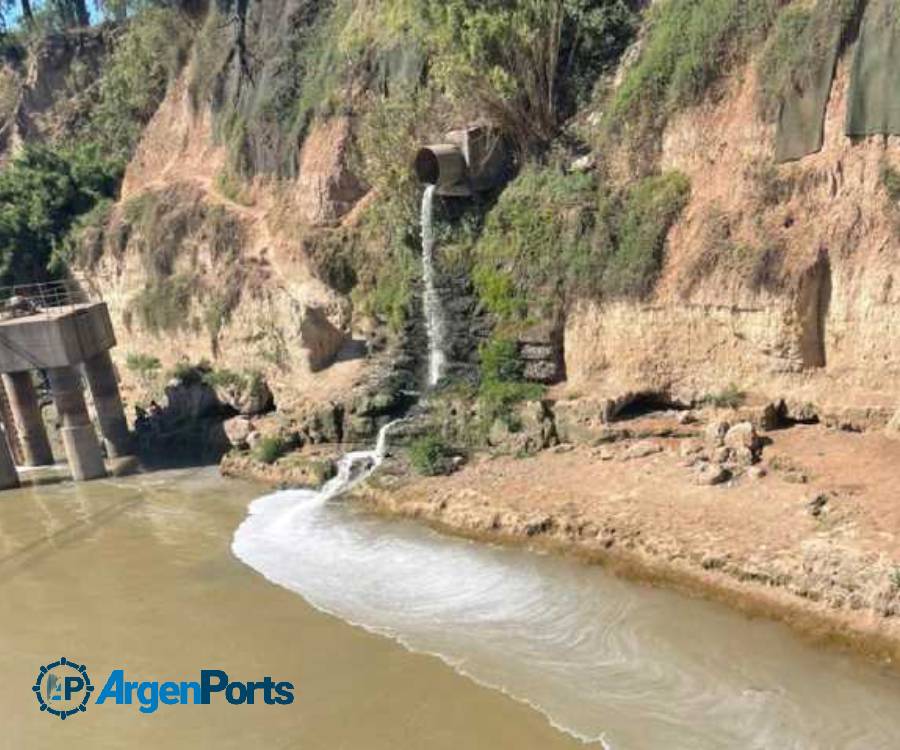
[233,424,900,749]
[421,185,446,386]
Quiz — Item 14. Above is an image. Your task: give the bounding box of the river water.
[3,468,900,748]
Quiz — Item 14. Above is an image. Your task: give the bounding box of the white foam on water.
[233,426,900,749]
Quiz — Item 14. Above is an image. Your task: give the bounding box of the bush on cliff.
[0,143,122,286]
[409,433,454,476]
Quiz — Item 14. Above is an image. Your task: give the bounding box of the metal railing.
[0,278,95,319]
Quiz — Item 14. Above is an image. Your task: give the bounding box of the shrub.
[881,164,900,203]
[409,433,453,476]
[167,359,212,385]
[702,383,747,409]
[473,165,597,322]
[125,352,162,382]
[600,171,691,298]
[84,7,193,160]
[0,143,122,286]
[131,274,194,334]
[253,436,287,465]
[610,0,779,139]
[478,336,545,423]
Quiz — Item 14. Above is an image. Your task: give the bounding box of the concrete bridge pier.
[0,424,19,489]
[83,351,131,459]
[2,372,53,466]
[48,366,107,481]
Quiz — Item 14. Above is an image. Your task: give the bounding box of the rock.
[783,470,809,485]
[724,422,761,451]
[747,465,767,480]
[215,376,273,417]
[759,400,786,431]
[679,439,704,457]
[597,447,616,461]
[553,443,575,454]
[570,153,596,172]
[713,446,732,464]
[886,409,900,439]
[625,440,663,460]
[246,430,263,449]
[295,117,367,226]
[731,446,756,466]
[300,306,348,372]
[705,420,730,448]
[554,399,617,445]
[807,493,829,517]
[224,416,254,448]
[344,415,376,443]
[677,411,697,425]
[164,379,221,421]
[694,463,731,486]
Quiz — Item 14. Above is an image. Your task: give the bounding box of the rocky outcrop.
[295,117,367,226]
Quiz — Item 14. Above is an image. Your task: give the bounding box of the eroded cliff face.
[566,58,900,423]
[83,70,366,414]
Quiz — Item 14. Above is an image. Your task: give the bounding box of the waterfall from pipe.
[421,185,446,386]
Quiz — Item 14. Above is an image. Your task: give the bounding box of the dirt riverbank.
[222,410,900,665]
[347,418,900,665]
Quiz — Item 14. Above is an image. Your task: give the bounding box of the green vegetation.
[601,171,692,298]
[478,337,544,422]
[757,0,864,121]
[124,352,162,388]
[409,433,454,476]
[473,165,689,322]
[75,7,193,160]
[253,435,288,465]
[131,274,193,335]
[881,163,900,203]
[610,0,780,141]
[0,144,122,286]
[473,166,597,323]
[701,383,747,409]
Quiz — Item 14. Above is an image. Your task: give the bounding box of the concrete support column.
[2,371,53,466]
[0,424,19,490]
[48,366,107,481]
[82,351,132,458]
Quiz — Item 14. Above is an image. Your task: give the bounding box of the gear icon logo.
[32,657,93,720]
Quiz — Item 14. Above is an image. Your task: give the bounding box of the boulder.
[705,420,730,448]
[553,398,617,445]
[300,306,348,372]
[723,422,762,464]
[886,408,900,439]
[625,440,663,460]
[223,416,254,449]
[694,463,731,486]
[214,375,274,416]
[295,117,367,226]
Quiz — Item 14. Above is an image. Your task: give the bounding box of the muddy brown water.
[2,467,900,749]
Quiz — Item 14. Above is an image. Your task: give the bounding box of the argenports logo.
[32,658,295,718]
[32,657,93,720]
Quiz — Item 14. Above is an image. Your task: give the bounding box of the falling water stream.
[421,185,446,386]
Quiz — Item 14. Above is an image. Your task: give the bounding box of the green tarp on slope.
[774,18,843,163]
[845,0,900,136]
